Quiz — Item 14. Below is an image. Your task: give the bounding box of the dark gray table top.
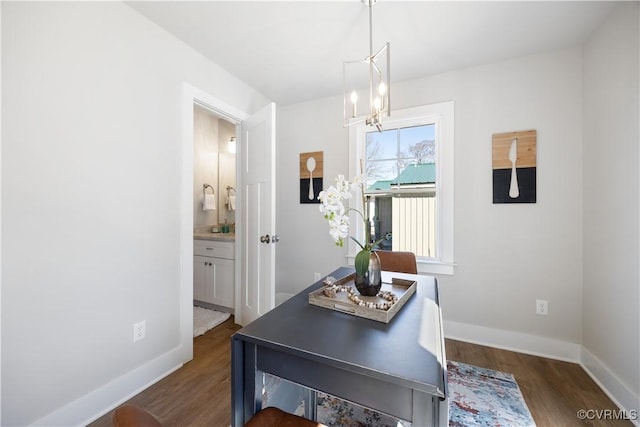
[233,267,446,397]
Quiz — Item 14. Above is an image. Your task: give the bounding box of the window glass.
[364,124,437,258]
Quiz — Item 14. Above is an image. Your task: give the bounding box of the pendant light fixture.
[343,0,390,132]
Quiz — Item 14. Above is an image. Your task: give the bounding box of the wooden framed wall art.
[300,151,323,204]
[492,130,537,203]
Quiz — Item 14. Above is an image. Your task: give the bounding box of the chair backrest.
[112,404,163,427]
[374,250,418,274]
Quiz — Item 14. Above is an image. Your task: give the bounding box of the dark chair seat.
[245,407,323,427]
[112,404,162,427]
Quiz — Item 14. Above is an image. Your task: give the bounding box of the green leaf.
[349,236,365,250]
[371,236,388,250]
[354,249,370,277]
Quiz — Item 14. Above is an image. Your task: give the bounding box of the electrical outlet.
[536,300,548,316]
[314,272,322,282]
[133,320,146,342]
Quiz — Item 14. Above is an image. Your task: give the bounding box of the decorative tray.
[308,273,416,323]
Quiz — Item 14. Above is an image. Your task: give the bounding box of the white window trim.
[348,102,455,275]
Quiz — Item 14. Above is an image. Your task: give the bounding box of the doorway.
[179,83,276,363]
[192,105,236,336]
[179,83,249,362]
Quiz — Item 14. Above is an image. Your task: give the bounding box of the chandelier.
[343,0,390,132]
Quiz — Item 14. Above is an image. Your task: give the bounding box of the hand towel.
[227,195,236,211]
[202,194,216,211]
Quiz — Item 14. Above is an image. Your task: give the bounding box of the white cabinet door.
[210,257,234,308]
[194,255,208,302]
[194,255,234,308]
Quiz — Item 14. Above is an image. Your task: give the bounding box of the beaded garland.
[322,283,398,311]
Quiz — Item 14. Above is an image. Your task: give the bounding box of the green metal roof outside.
[368,163,435,191]
[393,163,435,185]
[368,179,393,191]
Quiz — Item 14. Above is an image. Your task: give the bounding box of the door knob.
[260,234,271,244]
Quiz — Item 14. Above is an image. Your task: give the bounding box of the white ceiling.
[127,1,616,106]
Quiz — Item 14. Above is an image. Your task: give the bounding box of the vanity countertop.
[194,232,235,242]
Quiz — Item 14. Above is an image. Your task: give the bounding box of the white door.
[238,103,276,326]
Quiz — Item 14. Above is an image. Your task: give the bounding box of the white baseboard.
[276,292,294,306]
[444,319,581,362]
[445,320,639,426]
[580,347,640,427]
[31,345,186,427]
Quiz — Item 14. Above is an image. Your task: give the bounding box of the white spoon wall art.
[299,151,323,204]
[307,156,316,200]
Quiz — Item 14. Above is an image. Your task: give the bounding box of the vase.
[354,251,382,296]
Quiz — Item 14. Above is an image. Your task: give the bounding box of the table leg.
[302,388,317,421]
[231,339,261,427]
[231,337,245,427]
[439,396,449,426]
[413,390,443,426]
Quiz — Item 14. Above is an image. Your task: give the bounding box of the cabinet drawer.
[194,240,235,259]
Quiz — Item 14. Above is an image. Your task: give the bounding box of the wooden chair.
[374,250,418,274]
[245,407,323,427]
[112,404,162,427]
[111,404,321,427]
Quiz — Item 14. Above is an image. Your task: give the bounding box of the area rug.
[193,306,230,337]
[267,361,535,427]
[447,360,536,427]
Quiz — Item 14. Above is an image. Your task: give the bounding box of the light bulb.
[378,82,386,112]
[378,81,386,96]
[373,96,382,112]
[350,90,358,117]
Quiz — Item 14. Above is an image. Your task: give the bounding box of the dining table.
[231,267,448,426]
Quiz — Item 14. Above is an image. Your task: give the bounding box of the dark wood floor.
[90,317,632,427]
[445,340,633,427]
[90,317,242,427]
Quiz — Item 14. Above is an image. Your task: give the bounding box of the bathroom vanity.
[193,232,235,309]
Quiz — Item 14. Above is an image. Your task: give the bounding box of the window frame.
[348,102,455,275]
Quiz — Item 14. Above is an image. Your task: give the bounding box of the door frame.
[180,83,248,361]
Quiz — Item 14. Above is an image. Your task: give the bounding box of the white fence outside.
[392,196,436,258]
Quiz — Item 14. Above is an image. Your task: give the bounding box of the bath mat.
[193,306,230,337]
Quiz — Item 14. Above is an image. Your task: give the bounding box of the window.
[349,102,454,275]
[365,124,437,257]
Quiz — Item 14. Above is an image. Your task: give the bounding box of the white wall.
[276,97,350,289]
[218,119,237,227]
[582,2,639,412]
[1,2,268,425]
[193,106,220,226]
[278,46,585,347]
[193,109,237,228]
